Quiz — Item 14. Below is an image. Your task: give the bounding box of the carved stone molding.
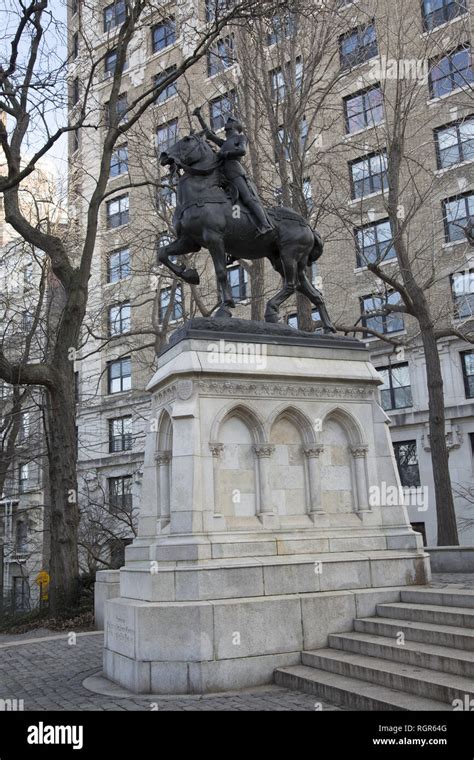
[198,379,374,401]
[209,442,224,458]
[422,425,463,452]
[253,444,275,458]
[154,384,177,406]
[155,450,172,465]
[350,445,369,459]
[303,445,325,458]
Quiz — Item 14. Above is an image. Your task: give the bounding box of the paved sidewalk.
[1,574,472,711]
[0,633,341,711]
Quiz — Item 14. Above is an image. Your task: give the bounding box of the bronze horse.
[159,133,336,332]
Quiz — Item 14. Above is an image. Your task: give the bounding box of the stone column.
[156,450,172,525]
[209,442,224,517]
[253,445,277,526]
[351,445,370,513]
[303,445,325,517]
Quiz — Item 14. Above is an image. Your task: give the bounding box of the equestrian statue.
[157,106,336,333]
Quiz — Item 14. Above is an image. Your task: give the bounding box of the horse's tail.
[308,229,324,266]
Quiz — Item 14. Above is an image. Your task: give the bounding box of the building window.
[461,350,474,398]
[393,441,421,488]
[106,194,129,229]
[339,22,378,69]
[72,77,79,105]
[159,286,183,323]
[109,416,132,453]
[207,36,236,77]
[451,270,474,319]
[12,577,30,612]
[344,85,384,134]
[378,363,413,411]
[443,192,474,242]
[361,292,405,336]
[227,264,248,301]
[22,311,33,332]
[16,520,28,553]
[157,183,177,210]
[270,59,302,101]
[156,119,178,154]
[104,49,118,78]
[110,145,128,177]
[435,117,474,169]
[209,92,237,131]
[106,93,128,126]
[350,151,388,199]
[108,301,131,336]
[19,463,29,494]
[205,0,231,22]
[109,537,132,568]
[104,0,126,32]
[154,66,177,102]
[355,219,395,266]
[108,475,133,514]
[107,248,130,283]
[422,0,467,32]
[266,12,295,46]
[429,46,473,99]
[108,357,131,394]
[152,17,176,53]
[303,178,313,212]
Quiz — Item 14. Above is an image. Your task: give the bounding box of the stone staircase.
[274,588,474,710]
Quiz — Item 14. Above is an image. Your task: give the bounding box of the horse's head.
[160,134,217,173]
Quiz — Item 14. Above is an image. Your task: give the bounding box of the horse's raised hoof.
[182,268,200,285]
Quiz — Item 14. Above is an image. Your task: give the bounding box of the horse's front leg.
[157,237,200,284]
[204,232,235,318]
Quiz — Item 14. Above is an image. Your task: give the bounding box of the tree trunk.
[297,291,313,331]
[250,260,265,321]
[419,322,459,546]
[45,365,80,612]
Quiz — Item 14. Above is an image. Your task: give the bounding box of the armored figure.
[193,107,274,236]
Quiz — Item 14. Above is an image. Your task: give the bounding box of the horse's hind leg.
[157,237,201,284]
[264,255,297,323]
[296,266,337,334]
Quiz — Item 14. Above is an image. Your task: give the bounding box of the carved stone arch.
[267,404,316,445]
[156,408,173,526]
[212,403,262,520]
[156,408,173,451]
[210,402,266,446]
[319,405,369,513]
[320,405,365,447]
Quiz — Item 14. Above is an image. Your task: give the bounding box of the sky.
[1,0,69,184]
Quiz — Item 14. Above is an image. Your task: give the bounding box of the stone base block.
[104,577,427,694]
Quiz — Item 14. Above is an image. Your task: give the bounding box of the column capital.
[303,445,325,459]
[209,442,224,458]
[253,444,275,458]
[351,444,369,459]
[155,450,172,465]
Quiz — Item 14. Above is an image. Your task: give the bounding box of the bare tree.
[0,0,286,611]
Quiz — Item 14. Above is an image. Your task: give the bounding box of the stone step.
[376,602,474,629]
[300,649,474,704]
[401,588,474,609]
[274,665,451,711]
[355,616,474,650]
[328,631,474,678]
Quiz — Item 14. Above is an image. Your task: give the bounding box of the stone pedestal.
[102,319,430,694]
